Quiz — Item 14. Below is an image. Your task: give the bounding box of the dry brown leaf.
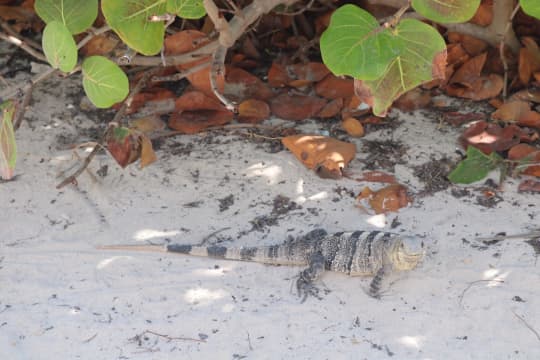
[394,88,431,112]
[225,67,273,101]
[130,115,166,133]
[470,0,493,26]
[450,53,486,87]
[446,74,503,100]
[175,91,226,112]
[518,179,540,193]
[139,134,157,168]
[492,100,531,122]
[356,171,397,184]
[517,110,540,129]
[267,62,289,88]
[281,135,356,179]
[80,34,119,56]
[508,143,540,177]
[238,99,270,123]
[519,37,540,85]
[315,74,354,99]
[168,110,233,134]
[270,93,327,121]
[341,117,364,137]
[317,98,343,118]
[447,32,488,56]
[362,184,411,214]
[459,120,522,154]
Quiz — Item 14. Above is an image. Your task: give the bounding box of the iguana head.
[391,236,424,271]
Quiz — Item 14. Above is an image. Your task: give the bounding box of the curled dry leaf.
[450,52,486,87]
[357,184,411,214]
[341,117,364,137]
[238,99,270,123]
[459,120,522,154]
[447,32,488,56]
[446,74,503,100]
[281,135,356,179]
[356,171,397,184]
[139,134,157,169]
[317,98,343,118]
[106,126,141,168]
[491,100,530,122]
[519,37,540,85]
[270,93,327,121]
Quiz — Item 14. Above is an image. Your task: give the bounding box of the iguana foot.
[296,252,326,302]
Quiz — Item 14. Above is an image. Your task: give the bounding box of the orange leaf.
[341,117,364,137]
[492,100,530,122]
[518,179,540,193]
[139,134,157,169]
[356,171,397,184]
[175,91,227,112]
[368,184,411,214]
[270,93,327,121]
[168,110,233,134]
[225,67,273,101]
[508,143,540,177]
[315,74,354,99]
[317,98,343,118]
[282,135,356,179]
[450,53,487,87]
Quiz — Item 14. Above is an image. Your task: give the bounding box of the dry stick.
[458,279,505,307]
[0,32,47,63]
[56,69,159,189]
[142,330,206,343]
[76,25,111,50]
[499,3,521,99]
[0,19,41,51]
[513,311,540,342]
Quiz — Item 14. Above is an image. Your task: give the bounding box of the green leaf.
[320,4,396,80]
[34,0,98,34]
[102,0,167,56]
[166,0,205,19]
[448,146,503,184]
[357,19,446,116]
[521,0,540,20]
[0,101,17,180]
[411,0,481,23]
[42,21,77,72]
[82,56,129,108]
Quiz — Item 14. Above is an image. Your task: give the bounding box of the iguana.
[98,229,424,300]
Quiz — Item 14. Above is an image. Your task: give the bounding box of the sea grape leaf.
[411,0,481,23]
[521,0,540,20]
[42,21,77,72]
[82,56,129,108]
[102,0,167,55]
[356,19,446,116]
[448,146,503,184]
[0,101,17,180]
[320,4,397,80]
[166,0,205,19]
[34,0,98,34]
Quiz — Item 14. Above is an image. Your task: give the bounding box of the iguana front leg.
[296,252,326,302]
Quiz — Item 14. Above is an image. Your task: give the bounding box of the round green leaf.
[448,146,502,184]
[411,0,481,23]
[167,0,206,19]
[42,21,77,72]
[320,4,396,80]
[35,0,98,34]
[102,0,167,56]
[521,0,540,20]
[359,19,447,116]
[82,56,129,108]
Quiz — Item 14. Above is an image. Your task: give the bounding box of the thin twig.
[513,311,540,342]
[0,18,41,51]
[0,32,47,62]
[458,279,505,306]
[499,3,521,99]
[76,25,111,50]
[144,330,206,343]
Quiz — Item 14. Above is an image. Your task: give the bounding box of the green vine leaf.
[82,56,129,108]
[448,146,503,184]
[411,0,481,23]
[320,4,396,80]
[521,0,540,20]
[356,19,446,116]
[0,101,17,180]
[102,0,167,56]
[42,21,77,72]
[166,0,206,19]
[34,0,98,34]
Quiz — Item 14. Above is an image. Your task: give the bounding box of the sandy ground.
[2,72,540,360]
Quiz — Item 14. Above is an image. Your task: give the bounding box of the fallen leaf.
[139,134,157,168]
[169,110,233,134]
[450,53,487,87]
[394,88,432,112]
[356,171,397,184]
[517,110,540,129]
[80,34,119,56]
[518,179,540,193]
[106,126,141,168]
[238,99,270,123]
[447,32,488,56]
[175,90,227,112]
[130,115,166,133]
[117,88,175,115]
[225,67,273,101]
[317,98,343,118]
[492,100,530,122]
[315,74,354,99]
[341,117,364,137]
[511,88,540,103]
[508,143,540,176]
[443,112,486,126]
[446,74,503,100]
[519,37,540,85]
[270,93,327,121]
[459,120,522,154]
[268,62,289,88]
[470,0,493,26]
[368,184,411,214]
[281,135,356,179]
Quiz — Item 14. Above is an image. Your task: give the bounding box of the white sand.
[1,75,539,359]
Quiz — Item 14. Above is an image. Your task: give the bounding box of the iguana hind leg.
[296,252,326,302]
